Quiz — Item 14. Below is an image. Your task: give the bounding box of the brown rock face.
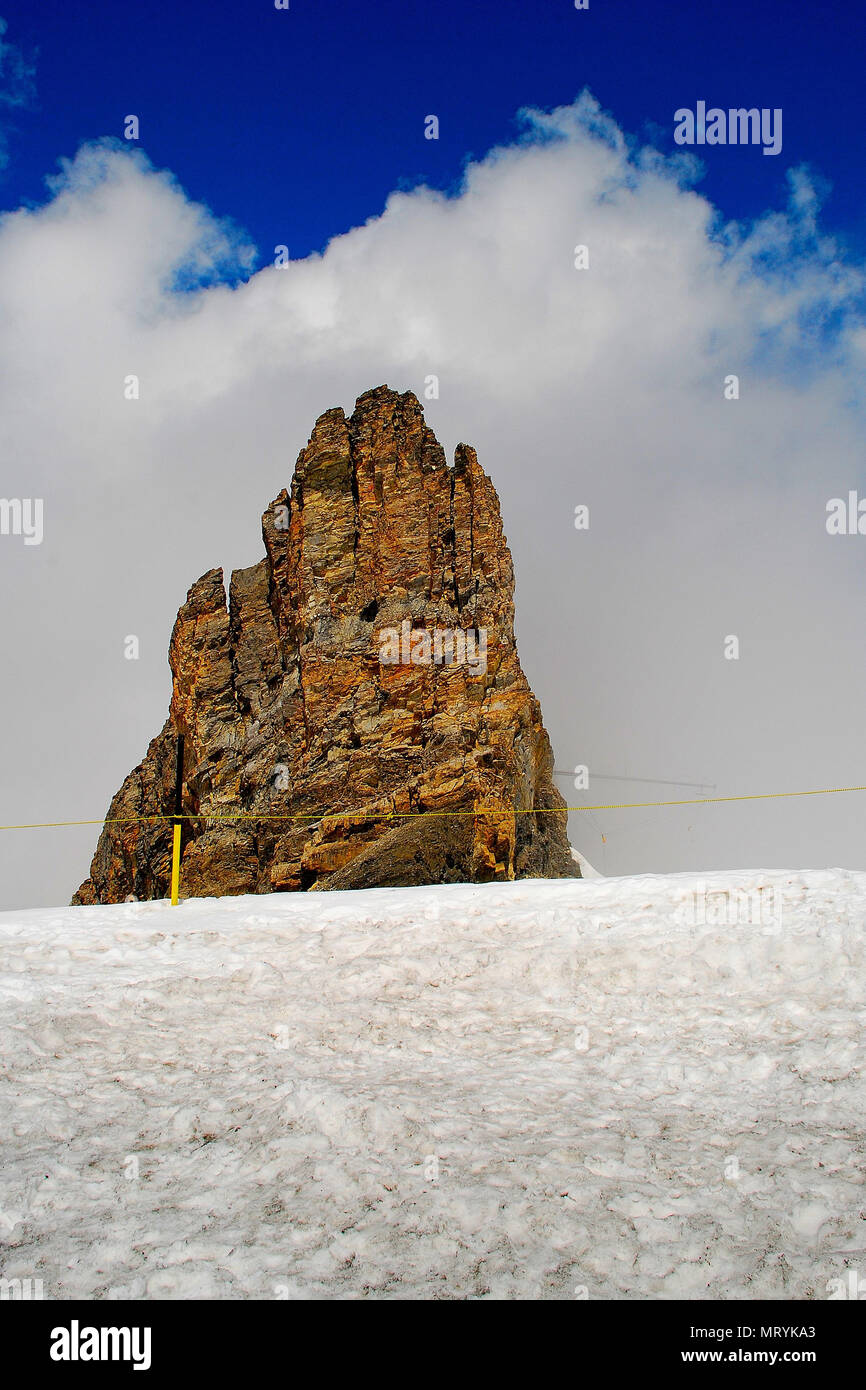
[73,387,577,904]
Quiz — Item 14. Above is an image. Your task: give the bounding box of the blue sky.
[2,0,865,266]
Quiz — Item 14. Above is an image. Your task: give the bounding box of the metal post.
[170,734,184,906]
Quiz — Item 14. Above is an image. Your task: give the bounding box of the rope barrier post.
[170,734,184,906]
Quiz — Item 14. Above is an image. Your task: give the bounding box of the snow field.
[1,868,864,1300]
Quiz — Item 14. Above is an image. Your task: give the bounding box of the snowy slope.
[1,868,865,1301]
[572,846,603,878]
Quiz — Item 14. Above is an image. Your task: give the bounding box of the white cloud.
[2,90,865,906]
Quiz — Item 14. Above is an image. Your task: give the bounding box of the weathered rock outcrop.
[73,387,577,903]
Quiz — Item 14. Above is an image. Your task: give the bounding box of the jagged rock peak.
[73,387,577,903]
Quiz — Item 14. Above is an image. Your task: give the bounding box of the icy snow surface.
[1,868,865,1300]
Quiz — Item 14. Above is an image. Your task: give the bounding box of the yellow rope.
[2,783,866,830]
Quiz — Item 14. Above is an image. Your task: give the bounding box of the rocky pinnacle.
[73,387,577,903]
